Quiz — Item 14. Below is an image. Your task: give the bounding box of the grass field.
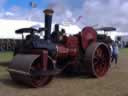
[0,49,128,96]
[120,48,128,55]
[0,51,13,62]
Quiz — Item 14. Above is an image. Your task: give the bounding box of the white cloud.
[121,2,128,14]
[1,0,128,32]
[5,12,14,16]
[78,0,128,32]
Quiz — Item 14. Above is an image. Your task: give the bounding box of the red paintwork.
[65,36,79,57]
[41,50,48,71]
[65,36,79,48]
[56,45,69,58]
[56,45,78,58]
[80,27,97,49]
[68,48,77,57]
[56,35,79,59]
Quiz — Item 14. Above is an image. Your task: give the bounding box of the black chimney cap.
[43,9,54,15]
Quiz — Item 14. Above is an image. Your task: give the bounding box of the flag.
[30,1,37,8]
[76,16,83,22]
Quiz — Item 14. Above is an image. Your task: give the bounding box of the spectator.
[111,42,119,64]
[110,44,113,57]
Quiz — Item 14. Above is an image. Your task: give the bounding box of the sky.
[1,0,128,32]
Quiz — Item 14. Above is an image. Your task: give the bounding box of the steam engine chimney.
[43,9,54,40]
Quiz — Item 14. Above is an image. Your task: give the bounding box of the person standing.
[111,42,119,64]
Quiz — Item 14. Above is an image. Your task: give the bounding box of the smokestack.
[43,9,54,40]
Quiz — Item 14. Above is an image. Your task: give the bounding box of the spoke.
[96,48,102,56]
[93,46,109,77]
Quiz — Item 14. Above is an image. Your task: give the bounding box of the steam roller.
[8,8,110,87]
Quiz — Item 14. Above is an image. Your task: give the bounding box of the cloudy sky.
[1,0,128,32]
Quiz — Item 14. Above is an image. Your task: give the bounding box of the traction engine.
[8,9,110,87]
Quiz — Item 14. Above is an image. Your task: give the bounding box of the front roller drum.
[8,54,52,87]
[84,42,110,77]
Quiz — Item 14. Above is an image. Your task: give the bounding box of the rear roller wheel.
[84,43,110,77]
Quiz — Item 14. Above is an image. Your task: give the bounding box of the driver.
[26,31,39,40]
[51,24,67,43]
[26,27,40,40]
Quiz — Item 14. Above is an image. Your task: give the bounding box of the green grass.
[119,48,128,56]
[0,51,13,62]
[0,52,13,75]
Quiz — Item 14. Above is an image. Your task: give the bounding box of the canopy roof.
[96,27,116,31]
